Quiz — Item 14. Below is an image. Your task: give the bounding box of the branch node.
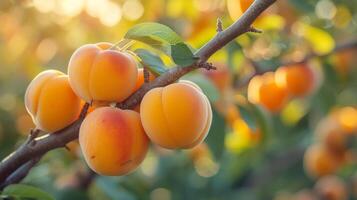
[247,26,263,34]
[216,18,223,33]
[27,129,40,146]
[143,66,150,83]
[199,62,216,70]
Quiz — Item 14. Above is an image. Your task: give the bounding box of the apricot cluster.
[248,63,315,113]
[24,42,213,176]
[304,107,357,178]
[273,175,348,200]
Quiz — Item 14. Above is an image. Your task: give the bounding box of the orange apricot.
[315,117,349,154]
[248,72,289,113]
[275,64,315,97]
[68,42,138,103]
[227,0,254,21]
[25,70,81,132]
[140,81,212,149]
[336,107,357,134]
[293,189,318,200]
[314,175,348,200]
[304,144,341,178]
[79,107,149,176]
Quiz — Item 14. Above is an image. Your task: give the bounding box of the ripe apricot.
[314,175,347,200]
[25,70,81,132]
[304,144,341,178]
[68,42,138,103]
[275,64,315,97]
[227,0,254,21]
[336,107,357,134]
[134,68,156,92]
[248,72,289,113]
[79,107,149,176]
[315,116,349,154]
[140,81,212,149]
[293,190,318,200]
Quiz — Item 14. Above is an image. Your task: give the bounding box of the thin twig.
[247,26,263,33]
[216,18,223,32]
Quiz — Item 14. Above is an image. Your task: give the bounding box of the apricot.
[68,42,138,103]
[79,107,149,176]
[227,0,254,21]
[293,190,318,200]
[25,70,82,132]
[140,81,212,149]
[304,144,341,178]
[275,64,315,97]
[315,117,349,154]
[248,72,289,113]
[336,107,357,134]
[314,175,347,200]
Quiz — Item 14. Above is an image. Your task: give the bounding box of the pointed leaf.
[135,49,167,76]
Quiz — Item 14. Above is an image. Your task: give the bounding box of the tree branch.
[0,0,277,187]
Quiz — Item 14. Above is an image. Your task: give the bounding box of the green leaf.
[181,73,220,102]
[125,22,182,52]
[2,184,54,200]
[171,43,198,66]
[135,49,167,76]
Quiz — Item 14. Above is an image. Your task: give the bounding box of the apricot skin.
[25,70,81,132]
[275,64,314,97]
[315,175,347,200]
[248,72,289,113]
[68,42,138,103]
[227,0,254,21]
[140,81,212,149]
[304,144,341,178]
[79,107,149,176]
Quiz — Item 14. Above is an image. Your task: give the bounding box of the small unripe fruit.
[79,107,149,176]
[25,70,81,132]
[140,81,212,149]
